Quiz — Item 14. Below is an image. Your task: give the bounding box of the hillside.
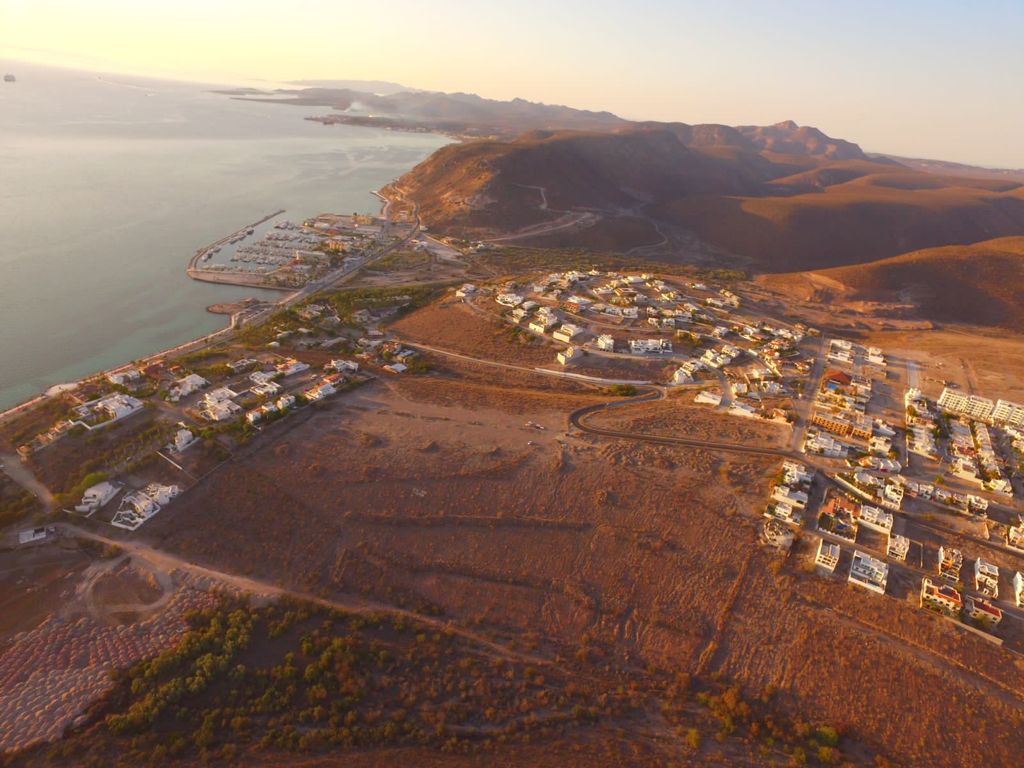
[397,124,1024,271]
[759,236,1024,327]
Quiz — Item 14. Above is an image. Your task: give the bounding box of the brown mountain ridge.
[759,236,1024,328]
[395,123,1024,275]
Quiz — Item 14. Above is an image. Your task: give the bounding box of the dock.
[186,209,286,276]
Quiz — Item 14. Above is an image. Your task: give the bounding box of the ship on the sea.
[3,74,16,83]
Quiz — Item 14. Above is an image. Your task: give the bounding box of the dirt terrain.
[397,125,1024,273]
[0,541,218,754]
[117,372,1024,768]
[760,236,1024,328]
[390,300,558,368]
[585,398,791,449]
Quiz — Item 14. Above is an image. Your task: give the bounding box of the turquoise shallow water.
[0,61,448,410]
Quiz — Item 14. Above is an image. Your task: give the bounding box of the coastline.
[0,188,400,427]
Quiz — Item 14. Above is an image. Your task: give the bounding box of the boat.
[3,74,15,83]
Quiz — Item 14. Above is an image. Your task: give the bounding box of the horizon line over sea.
[0,60,449,412]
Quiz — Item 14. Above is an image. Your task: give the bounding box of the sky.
[2,0,1023,166]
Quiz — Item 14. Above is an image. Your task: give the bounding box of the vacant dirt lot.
[390,300,557,367]
[586,398,792,449]
[862,327,1024,403]
[135,375,1024,767]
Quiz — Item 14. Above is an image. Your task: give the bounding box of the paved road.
[790,335,827,452]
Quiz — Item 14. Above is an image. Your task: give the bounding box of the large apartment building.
[937,387,995,421]
[938,386,1024,428]
[993,399,1024,429]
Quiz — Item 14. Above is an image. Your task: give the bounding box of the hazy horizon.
[2,0,1022,168]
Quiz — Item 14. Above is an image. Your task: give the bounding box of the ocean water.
[0,61,448,411]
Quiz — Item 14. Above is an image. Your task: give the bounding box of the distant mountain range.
[247,83,1024,327]
[228,86,625,136]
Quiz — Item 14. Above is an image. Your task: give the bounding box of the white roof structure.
[887,534,910,561]
[74,481,120,515]
[849,550,888,595]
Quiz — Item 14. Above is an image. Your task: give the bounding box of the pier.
[185,209,286,280]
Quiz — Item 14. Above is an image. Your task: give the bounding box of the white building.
[1014,572,1024,608]
[887,534,910,561]
[596,334,615,351]
[552,324,583,343]
[771,486,808,509]
[495,292,524,307]
[275,359,310,377]
[629,339,672,355]
[96,394,144,422]
[106,369,141,386]
[858,506,893,534]
[74,481,120,515]
[849,550,888,595]
[694,390,722,406]
[168,373,208,402]
[803,431,847,458]
[169,428,195,453]
[327,359,359,374]
[816,539,840,573]
[974,557,1000,598]
[557,346,584,365]
[671,367,694,385]
[937,387,994,422]
[993,399,1024,429]
[529,316,558,334]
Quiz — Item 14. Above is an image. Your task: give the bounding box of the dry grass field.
[760,236,1024,328]
[585,398,791,449]
[390,300,557,368]
[117,372,1024,767]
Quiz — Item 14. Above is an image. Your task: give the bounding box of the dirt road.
[55,523,558,668]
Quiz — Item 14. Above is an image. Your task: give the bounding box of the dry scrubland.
[760,236,1024,328]
[118,372,1024,767]
[390,300,557,368]
[398,125,1024,280]
[0,553,216,754]
[585,398,791,449]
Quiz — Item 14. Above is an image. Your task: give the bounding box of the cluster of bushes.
[0,484,41,527]
[106,606,255,734]
[688,683,849,766]
[86,599,614,762]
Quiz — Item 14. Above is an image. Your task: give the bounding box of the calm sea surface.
[0,61,448,410]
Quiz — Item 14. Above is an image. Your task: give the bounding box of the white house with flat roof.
[816,539,840,574]
[974,558,1000,598]
[849,550,888,595]
[858,506,893,534]
[557,346,584,366]
[552,324,583,343]
[887,534,910,561]
[74,481,120,516]
[168,373,208,402]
